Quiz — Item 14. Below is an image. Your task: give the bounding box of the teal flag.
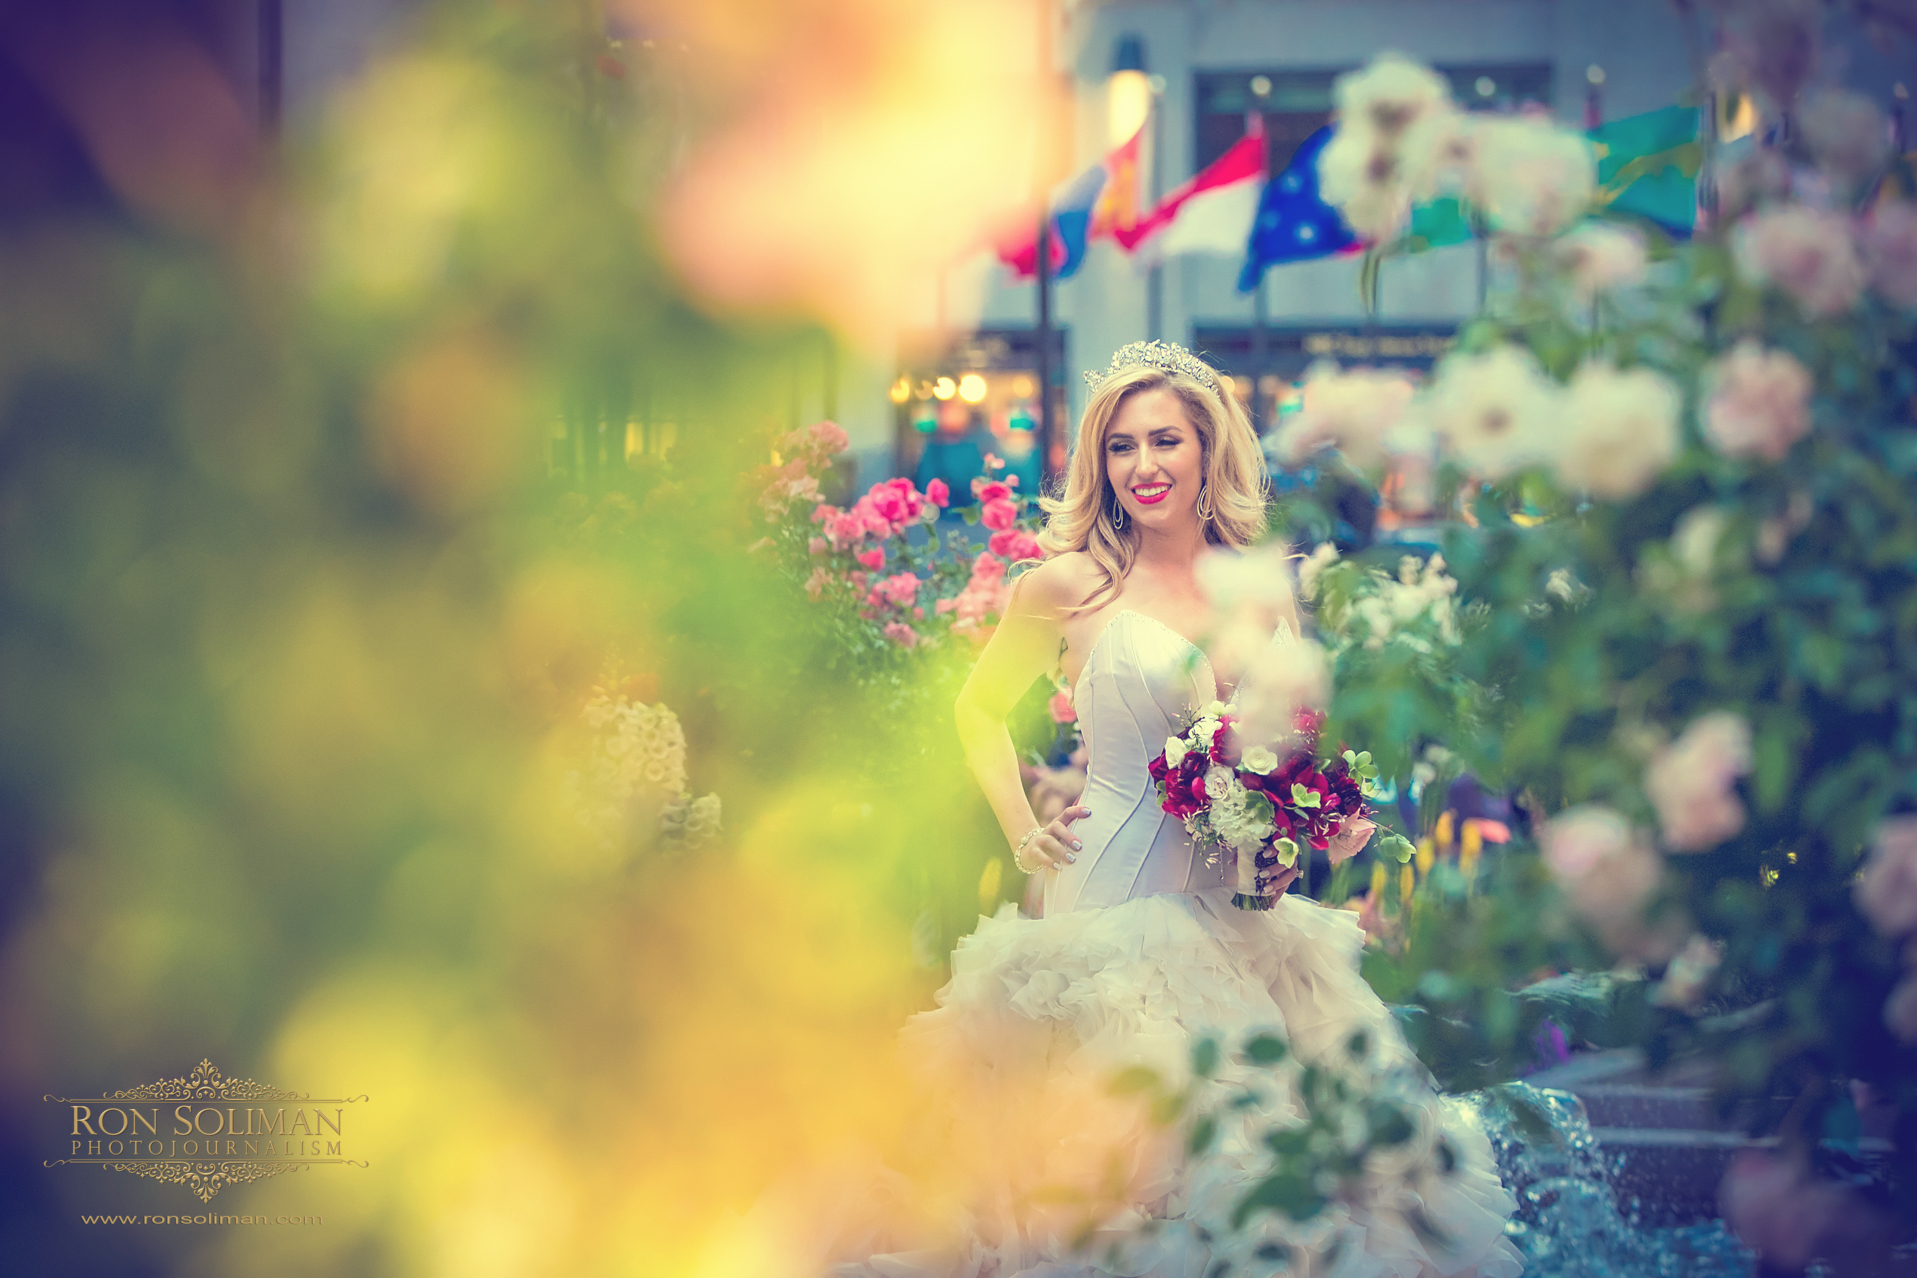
[1591,105,1699,234]
[1401,105,1699,252]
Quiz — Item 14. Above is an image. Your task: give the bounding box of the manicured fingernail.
[1067,853,1077,863]
[1072,840,1083,850]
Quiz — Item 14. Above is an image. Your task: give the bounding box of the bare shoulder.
[1010,552,1101,617]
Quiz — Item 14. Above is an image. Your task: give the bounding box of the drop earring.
[1197,484,1214,521]
[1111,498,1127,530]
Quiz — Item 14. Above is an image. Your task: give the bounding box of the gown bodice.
[1045,609,1233,916]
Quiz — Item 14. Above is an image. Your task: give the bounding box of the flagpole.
[1037,213,1055,482]
[1248,107,1267,433]
[1252,272,1269,433]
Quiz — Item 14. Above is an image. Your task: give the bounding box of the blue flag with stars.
[1237,126,1357,292]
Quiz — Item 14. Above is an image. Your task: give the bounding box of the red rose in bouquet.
[1148,705,1402,910]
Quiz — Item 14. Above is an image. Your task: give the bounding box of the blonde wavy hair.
[1037,362,1269,612]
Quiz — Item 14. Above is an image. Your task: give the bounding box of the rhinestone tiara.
[1083,340,1222,394]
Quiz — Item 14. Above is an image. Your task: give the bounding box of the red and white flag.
[1121,117,1267,260]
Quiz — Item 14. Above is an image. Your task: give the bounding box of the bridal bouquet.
[1149,705,1408,910]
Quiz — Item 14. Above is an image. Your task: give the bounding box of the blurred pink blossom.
[855,548,884,570]
[882,622,919,648]
[1651,933,1724,1011]
[936,552,1010,641]
[1556,223,1648,301]
[980,498,1018,531]
[925,477,951,507]
[1702,340,1813,462]
[1540,806,1663,950]
[1859,200,1917,309]
[1719,1151,1845,1272]
[803,567,831,601]
[1734,206,1865,318]
[1271,363,1415,471]
[1799,90,1891,193]
[807,536,828,555]
[867,572,921,609]
[808,420,850,454]
[1854,816,1917,939]
[1885,967,1917,1042]
[988,529,1043,562]
[1555,360,1681,499]
[1645,712,1752,852]
[1047,690,1076,724]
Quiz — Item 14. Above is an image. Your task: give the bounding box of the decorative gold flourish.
[43,1058,369,1104]
[101,1159,311,1202]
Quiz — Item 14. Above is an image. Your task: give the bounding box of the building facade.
[851,0,1699,490]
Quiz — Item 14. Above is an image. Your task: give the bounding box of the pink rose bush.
[755,427,1046,650]
[1644,711,1752,852]
[1855,817,1917,1043]
[1734,205,1866,318]
[1701,340,1813,462]
[1539,805,1667,957]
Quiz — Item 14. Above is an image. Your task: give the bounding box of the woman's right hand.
[1015,804,1091,873]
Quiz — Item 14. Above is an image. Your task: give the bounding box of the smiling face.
[1103,387,1207,534]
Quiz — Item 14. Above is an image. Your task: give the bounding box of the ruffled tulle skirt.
[778,888,1523,1278]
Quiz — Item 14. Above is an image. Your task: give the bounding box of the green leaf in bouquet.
[1275,836,1300,867]
[1291,783,1322,808]
[1379,834,1415,864]
[1243,790,1275,824]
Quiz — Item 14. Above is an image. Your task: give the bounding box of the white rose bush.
[1287,44,1917,1252]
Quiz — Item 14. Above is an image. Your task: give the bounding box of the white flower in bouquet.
[1164,735,1189,768]
[1734,205,1865,318]
[1272,363,1416,471]
[1555,222,1649,301]
[1703,339,1813,462]
[1424,344,1559,479]
[1241,745,1280,775]
[1645,711,1753,852]
[1798,90,1891,194]
[1470,115,1596,238]
[1554,360,1682,499]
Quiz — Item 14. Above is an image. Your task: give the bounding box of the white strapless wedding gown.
[810,612,1522,1278]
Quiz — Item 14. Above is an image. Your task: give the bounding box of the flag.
[1591,105,1699,234]
[1237,126,1359,291]
[1090,122,1147,245]
[996,161,1108,280]
[1124,117,1267,259]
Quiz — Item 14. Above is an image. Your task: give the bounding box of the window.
[1194,64,1554,174]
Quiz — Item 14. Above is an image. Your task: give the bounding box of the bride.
[815,342,1521,1278]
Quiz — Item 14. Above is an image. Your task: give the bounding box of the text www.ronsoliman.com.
[80,1214,323,1225]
